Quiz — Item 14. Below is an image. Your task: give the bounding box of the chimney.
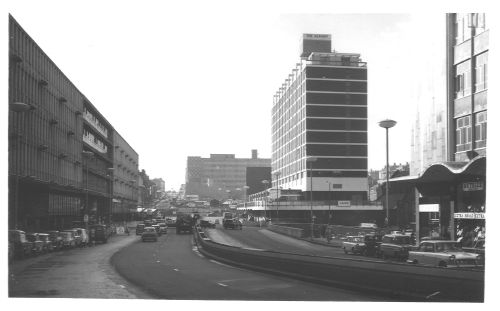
[251,149,258,159]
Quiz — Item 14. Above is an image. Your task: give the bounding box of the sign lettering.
[454,212,485,219]
[462,181,484,192]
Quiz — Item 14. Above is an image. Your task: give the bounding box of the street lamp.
[307,156,318,240]
[10,102,31,229]
[261,180,270,220]
[379,119,397,227]
[82,150,94,229]
[274,171,281,223]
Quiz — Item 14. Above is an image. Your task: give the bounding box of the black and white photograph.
[3,0,498,309]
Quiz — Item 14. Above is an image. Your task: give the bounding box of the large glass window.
[455,60,471,98]
[475,111,487,148]
[456,115,472,152]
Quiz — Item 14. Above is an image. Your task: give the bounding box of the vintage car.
[158,223,168,234]
[46,231,64,250]
[63,229,82,247]
[136,223,146,235]
[59,231,76,249]
[26,233,45,255]
[141,227,158,242]
[152,224,162,236]
[37,233,54,252]
[165,218,177,227]
[462,238,485,265]
[379,234,413,260]
[342,236,366,255]
[363,233,383,256]
[223,218,242,230]
[73,228,89,247]
[9,230,33,258]
[408,240,482,268]
[89,224,109,244]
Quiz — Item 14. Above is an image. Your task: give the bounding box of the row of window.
[455,111,487,152]
[455,52,488,99]
[455,13,487,45]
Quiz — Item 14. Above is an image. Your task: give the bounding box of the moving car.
[462,238,485,265]
[89,224,109,244]
[199,219,216,229]
[342,236,366,255]
[379,234,412,260]
[363,233,383,256]
[158,223,168,234]
[152,224,162,236]
[223,218,242,230]
[408,240,482,268]
[141,227,158,242]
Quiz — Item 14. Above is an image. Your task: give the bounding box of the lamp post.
[261,180,269,220]
[10,102,31,229]
[107,167,114,224]
[378,119,397,227]
[307,157,317,240]
[82,150,94,230]
[274,171,281,223]
[243,185,250,210]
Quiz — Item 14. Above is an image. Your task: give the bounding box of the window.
[475,52,488,92]
[455,60,471,98]
[456,116,472,152]
[475,111,487,148]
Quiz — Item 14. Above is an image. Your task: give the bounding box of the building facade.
[8,15,138,231]
[272,34,369,203]
[112,131,139,221]
[185,150,271,201]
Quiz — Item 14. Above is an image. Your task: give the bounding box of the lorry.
[176,213,195,234]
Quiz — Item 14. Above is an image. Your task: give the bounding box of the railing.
[238,200,383,210]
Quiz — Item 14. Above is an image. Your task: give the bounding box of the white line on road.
[217,283,228,287]
[173,268,179,271]
[209,260,233,268]
[119,285,126,288]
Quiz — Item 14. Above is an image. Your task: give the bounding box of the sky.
[1,1,495,192]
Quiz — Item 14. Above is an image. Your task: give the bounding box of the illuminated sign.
[462,181,484,191]
[454,212,485,219]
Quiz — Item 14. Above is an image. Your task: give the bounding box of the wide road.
[112,228,392,301]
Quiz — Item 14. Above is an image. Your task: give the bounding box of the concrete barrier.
[267,224,304,238]
[194,227,484,302]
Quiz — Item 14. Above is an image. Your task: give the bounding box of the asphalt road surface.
[112,228,391,301]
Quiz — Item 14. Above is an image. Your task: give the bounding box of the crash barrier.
[267,224,304,238]
[194,226,484,302]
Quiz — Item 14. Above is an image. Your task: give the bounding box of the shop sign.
[454,212,485,219]
[462,181,484,192]
[338,200,351,207]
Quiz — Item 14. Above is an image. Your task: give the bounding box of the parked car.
[408,240,482,268]
[223,218,242,230]
[166,217,177,227]
[37,233,54,252]
[363,233,383,256]
[141,227,158,242]
[63,229,82,247]
[9,230,33,259]
[59,231,76,249]
[89,224,109,244]
[46,230,64,251]
[73,228,89,247]
[26,233,45,255]
[342,236,366,255]
[379,234,412,260]
[136,223,146,235]
[158,223,168,234]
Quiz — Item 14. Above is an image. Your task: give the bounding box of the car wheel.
[438,261,447,268]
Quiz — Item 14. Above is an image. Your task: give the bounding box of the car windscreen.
[394,236,410,244]
[435,242,462,252]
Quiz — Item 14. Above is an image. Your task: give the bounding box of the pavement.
[8,233,152,299]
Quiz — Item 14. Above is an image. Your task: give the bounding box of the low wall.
[194,227,484,302]
[268,224,304,238]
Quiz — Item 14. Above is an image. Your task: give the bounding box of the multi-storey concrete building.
[112,131,139,221]
[272,34,368,202]
[8,15,138,231]
[185,150,270,201]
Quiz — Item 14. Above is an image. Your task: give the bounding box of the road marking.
[209,259,233,268]
[173,268,179,271]
[217,283,228,287]
[426,291,441,299]
[156,260,160,263]
[119,285,126,288]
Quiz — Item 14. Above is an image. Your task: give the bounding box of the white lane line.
[173,268,179,271]
[209,259,233,268]
[156,260,161,263]
[119,285,126,288]
[217,283,228,287]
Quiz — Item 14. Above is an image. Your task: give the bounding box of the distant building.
[185,150,270,201]
[151,178,165,192]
